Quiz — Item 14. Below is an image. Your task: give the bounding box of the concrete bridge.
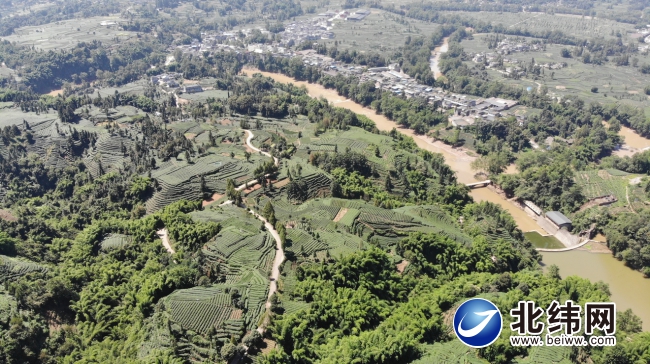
[466,180,491,189]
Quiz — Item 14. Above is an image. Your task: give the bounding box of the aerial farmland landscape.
[1,0,650,363]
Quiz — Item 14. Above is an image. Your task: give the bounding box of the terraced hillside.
[193,204,276,284]
[100,233,133,251]
[0,255,47,282]
[146,281,268,362]
[84,132,136,177]
[146,155,253,213]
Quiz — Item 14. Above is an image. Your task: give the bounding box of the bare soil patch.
[555,85,566,90]
[630,177,643,185]
[230,309,243,320]
[184,133,197,140]
[0,209,17,222]
[273,178,290,188]
[47,89,63,96]
[261,339,277,355]
[396,260,409,273]
[202,193,224,207]
[333,208,349,222]
[45,310,63,332]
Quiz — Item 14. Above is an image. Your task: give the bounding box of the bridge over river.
[466,180,491,189]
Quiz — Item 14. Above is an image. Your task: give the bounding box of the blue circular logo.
[453,298,503,348]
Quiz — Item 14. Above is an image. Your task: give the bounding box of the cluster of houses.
[173,33,243,55]
[150,73,182,88]
[447,97,522,127]
[150,73,203,93]
[159,9,526,126]
[279,18,334,47]
[472,52,566,76]
[637,25,650,44]
[331,62,521,126]
[317,8,371,22]
[172,8,371,54]
[493,38,544,55]
[247,44,293,56]
[343,9,371,21]
[472,52,520,68]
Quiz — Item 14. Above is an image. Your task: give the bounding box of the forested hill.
[0,69,646,363]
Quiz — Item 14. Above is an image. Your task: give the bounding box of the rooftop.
[546,211,572,226]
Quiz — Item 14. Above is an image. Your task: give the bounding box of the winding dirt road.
[243,129,284,332]
[219,129,284,333]
[250,210,285,334]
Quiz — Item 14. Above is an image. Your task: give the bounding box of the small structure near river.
[545,211,572,230]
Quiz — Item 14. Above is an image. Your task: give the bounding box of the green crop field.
[180,89,229,102]
[516,345,573,364]
[461,32,650,110]
[163,282,268,336]
[100,233,133,251]
[0,255,47,282]
[448,11,632,40]
[574,169,633,206]
[318,9,441,54]
[1,16,137,50]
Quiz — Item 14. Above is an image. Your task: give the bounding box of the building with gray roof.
[545,211,572,230]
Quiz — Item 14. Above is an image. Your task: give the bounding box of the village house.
[183,85,203,94]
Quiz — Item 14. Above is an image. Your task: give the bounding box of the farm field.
[319,9,441,54]
[1,15,137,50]
[180,89,229,102]
[95,80,150,98]
[413,341,489,364]
[573,169,641,209]
[460,33,650,109]
[0,255,47,282]
[445,11,633,40]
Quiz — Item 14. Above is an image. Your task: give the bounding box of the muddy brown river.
[243,68,650,329]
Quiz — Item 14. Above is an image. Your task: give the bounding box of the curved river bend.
[243,68,650,330]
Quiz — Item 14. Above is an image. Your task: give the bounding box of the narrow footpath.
[156,228,176,254]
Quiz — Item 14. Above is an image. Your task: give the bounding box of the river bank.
[241,68,650,329]
[430,37,449,79]
[242,67,550,232]
[541,251,650,330]
[603,121,650,157]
